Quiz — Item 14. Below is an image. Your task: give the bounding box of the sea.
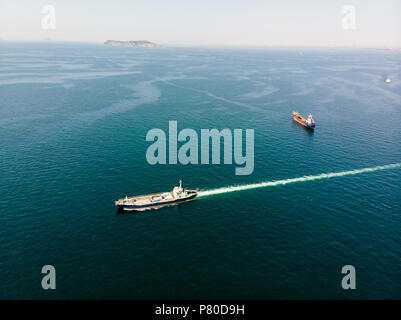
[0,42,400,299]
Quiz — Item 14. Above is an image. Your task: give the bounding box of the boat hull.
[117,193,198,211]
[293,112,315,129]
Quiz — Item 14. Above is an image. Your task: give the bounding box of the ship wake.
[198,162,401,197]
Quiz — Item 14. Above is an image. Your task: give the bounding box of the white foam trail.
[198,163,401,197]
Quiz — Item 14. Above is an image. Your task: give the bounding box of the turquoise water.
[0,42,400,299]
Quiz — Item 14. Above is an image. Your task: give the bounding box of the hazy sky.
[0,0,400,47]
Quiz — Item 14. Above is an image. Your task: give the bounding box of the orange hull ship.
[293,112,315,130]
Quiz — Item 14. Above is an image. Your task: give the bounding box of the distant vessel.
[115,180,198,211]
[104,40,161,48]
[293,112,315,129]
[385,78,391,84]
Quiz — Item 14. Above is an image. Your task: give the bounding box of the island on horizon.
[104,40,161,48]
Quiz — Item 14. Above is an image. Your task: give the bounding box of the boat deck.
[116,192,170,206]
[114,180,199,210]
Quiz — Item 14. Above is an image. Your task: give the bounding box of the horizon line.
[1,39,401,50]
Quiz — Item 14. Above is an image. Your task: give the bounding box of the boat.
[385,78,391,84]
[293,111,315,129]
[115,180,199,211]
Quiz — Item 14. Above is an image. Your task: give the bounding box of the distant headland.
[104,40,161,48]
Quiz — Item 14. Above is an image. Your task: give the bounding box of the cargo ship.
[115,180,199,211]
[293,111,315,129]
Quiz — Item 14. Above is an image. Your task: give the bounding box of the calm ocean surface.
[0,42,400,299]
